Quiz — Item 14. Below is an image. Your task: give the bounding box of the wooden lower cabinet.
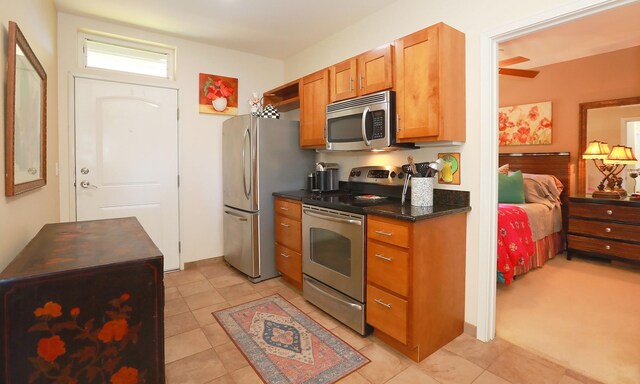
[274,197,304,288]
[0,218,164,383]
[366,212,467,362]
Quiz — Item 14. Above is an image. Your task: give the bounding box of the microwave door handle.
[361,106,372,146]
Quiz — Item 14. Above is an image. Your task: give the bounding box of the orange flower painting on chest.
[27,293,145,383]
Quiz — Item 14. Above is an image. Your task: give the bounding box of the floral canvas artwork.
[499,101,552,146]
[199,73,238,115]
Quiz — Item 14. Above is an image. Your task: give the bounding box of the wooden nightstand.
[567,195,640,264]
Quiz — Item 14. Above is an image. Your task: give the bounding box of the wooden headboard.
[499,152,571,233]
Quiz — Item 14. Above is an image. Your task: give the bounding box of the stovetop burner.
[302,165,405,214]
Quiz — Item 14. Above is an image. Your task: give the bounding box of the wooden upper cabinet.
[329,44,394,103]
[395,23,465,143]
[299,68,329,148]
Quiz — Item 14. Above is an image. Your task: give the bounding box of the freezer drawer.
[223,206,259,278]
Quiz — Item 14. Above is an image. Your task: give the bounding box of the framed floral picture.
[199,73,238,115]
[499,101,552,146]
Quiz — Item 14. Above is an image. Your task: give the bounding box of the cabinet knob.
[375,254,393,262]
[280,252,290,258]
[280,223,290,228]
[605,227,611,233]
[375,230,392,237]
[605,245,611,250]
[606,209,613,215]
[280,206,289,211]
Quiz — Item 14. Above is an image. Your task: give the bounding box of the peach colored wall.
[499,45,640,194]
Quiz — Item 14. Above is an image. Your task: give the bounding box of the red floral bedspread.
[497,204,535,284]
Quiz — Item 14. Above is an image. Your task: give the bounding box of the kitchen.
[2,0,629,383]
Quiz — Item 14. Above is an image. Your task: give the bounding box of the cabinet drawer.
[275,198,302,220]
[570,202,640,223]
[367,241,409,296]
[274,215,302,252]
[275,243,302,285]
[366,284,408,344]
[568,234,640,262]
[569,218,640,242]
[367,216,410,248]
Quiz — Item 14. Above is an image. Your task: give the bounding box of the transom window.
[80,32,175,80]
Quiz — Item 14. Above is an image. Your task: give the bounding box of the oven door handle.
[303,209,362,226]
[305,277,363,310]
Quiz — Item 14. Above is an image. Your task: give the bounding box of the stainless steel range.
[301,165,405,335]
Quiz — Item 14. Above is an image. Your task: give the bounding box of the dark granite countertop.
[273,189,471,222]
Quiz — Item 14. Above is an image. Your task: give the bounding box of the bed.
[497,152,570,284]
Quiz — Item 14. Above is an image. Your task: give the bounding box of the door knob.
[80,180,97,189]
[81,167,90,175]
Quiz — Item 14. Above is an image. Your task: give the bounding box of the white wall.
[57,13,285,268]
[0,0,59,270]
[282,0,582,327]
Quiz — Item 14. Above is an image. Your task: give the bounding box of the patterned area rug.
[213,294,369,384]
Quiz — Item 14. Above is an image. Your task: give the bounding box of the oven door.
[302,204,365,301]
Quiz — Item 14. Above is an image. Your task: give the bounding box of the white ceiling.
[53,0,395,59]
[500,1,640,70]
[54,0,640,64]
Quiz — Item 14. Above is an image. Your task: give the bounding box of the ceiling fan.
[499,56,540,78]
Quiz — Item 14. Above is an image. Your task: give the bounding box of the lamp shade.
[604,145,638,165]
[582,140,610,159]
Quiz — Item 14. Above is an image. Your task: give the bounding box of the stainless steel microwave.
[325,90,413,151]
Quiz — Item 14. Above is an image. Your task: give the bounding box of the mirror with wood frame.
[578,96,640,195]
[5,21,47,196]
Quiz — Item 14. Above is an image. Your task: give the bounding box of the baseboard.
[464,322,477,338]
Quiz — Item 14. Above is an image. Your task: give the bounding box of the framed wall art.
[499,101,552,146]
[198,73,238,115]
[5,21,47,196]
[437,153,460,185]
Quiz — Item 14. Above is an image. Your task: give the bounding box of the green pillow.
[498,170,525,203]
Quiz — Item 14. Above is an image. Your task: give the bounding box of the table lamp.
[583,140,638,198]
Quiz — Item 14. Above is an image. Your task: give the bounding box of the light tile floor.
[164,258,604,384]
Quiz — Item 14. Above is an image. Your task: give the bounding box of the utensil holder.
[411,177,434,206]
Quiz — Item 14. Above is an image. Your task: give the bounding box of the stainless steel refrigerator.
[222,115,315,282]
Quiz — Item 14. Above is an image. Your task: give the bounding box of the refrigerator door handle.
[224,210,248,221]
[242,127,251,199]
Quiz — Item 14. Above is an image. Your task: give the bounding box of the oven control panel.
[348,166,405,186]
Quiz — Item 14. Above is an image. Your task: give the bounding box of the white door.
[74,77,180,271]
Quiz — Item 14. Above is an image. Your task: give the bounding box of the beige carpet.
[496,254,640,384]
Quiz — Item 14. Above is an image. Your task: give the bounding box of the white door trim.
[476,0,635,342]
[65,71,179,221]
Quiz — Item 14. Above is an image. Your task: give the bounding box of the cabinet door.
[395,27,439,141]
[395,24,465,143]
[357,44,394,96]
[329,58,357,102]
[300,69,329,148]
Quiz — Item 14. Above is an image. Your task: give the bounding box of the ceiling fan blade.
[499,68,540,78]
[498,56,530,67]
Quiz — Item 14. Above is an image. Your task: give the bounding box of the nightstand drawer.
[570,202,640,223]
[569,218,640,242]
[568,235,640,261]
